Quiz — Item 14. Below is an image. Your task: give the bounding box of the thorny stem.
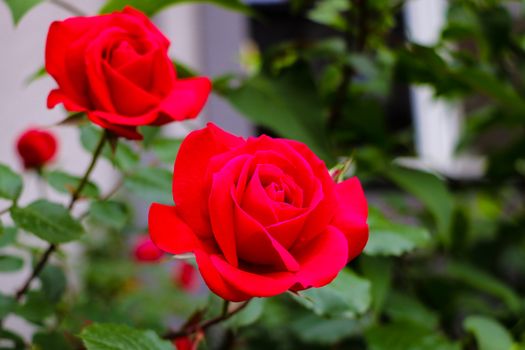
[13,131,108,302]
[164,301,251,340]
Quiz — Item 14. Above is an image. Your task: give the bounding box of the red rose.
[16,128,58,170]
[133,235,164,263]
[45,7,211,140]
[173,262,198,292]
[149,124,368,301]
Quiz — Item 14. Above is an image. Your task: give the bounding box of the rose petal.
[208,156,251,267]
[173,123,244,237]
[233,193,300,272]
[148,203,197,254]
[159,77,212,121]
[87,112,143,139]
[210,255,295,297]
[102,60,160,116]
[292,225,349,289]
[332,178,369,260]
[194,250,251,301]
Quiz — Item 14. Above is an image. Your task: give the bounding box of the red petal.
[173,123,244,237]
[210,255,295,297]
[194,250,251,302]
[148,203,197,254]
[159,77,212,121]
[332,178,369,260]
[292,225,349,289]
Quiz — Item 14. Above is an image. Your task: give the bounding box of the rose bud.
[173,262,198,292]
[149,123,369,301]
[133,235,164,263]
[45,7,211,140]
[16,128,58,170]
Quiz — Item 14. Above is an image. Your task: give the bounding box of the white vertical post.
[404,0,462,172]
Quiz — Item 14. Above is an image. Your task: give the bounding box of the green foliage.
[100,0,252,16]
[2,0,42,24]
[365,208,431,256]
[0,293,15,319]
[387,166,454,245]
[291,268,371,318]
[80,323,173,350]
[150,138,182,164]
[464,315,515,350]
[0,163,23,201]
[365,321,461,350]
[88,200,130,230]
[0,227,17,248]
[33,331,74,350]
[44,170,100,198]
[220,64,334,162]
[80,124,139,172]
[10,200,85,244]
[124,167,173,204]
[0,255,23,272]
[39,265,67,303]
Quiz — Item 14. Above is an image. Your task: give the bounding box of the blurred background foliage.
[1,0,525,349]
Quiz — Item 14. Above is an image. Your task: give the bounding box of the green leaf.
[10,200,85,244]
[387,166,454,245]
[364,208,431,256]
[464,316,514,350]
[124,167,173,205]
[15,291,54,324]
[220,64,334,163]
[291,314,362,345]
[384,292,439,330]
[39,265,67,303]
[0,293,15,319]
[2,0,42,24]
[80,323,173,350]
[0,226,17,247]
[150,138,182,164]
[138,126,161,148]
[0,255,23,272]
[100,0,253,16]
[0,163,23,200]
[360,256,392,315]
[33,331,74,350]
[44,170,100,198]
[89,200,130,230]
[227,298,266,328]
[80,125,139,172]
[445,261,522,313]
[307,0,349,31]
[291,269,371,318]
[0,329,25,350]
[365,321,460,350]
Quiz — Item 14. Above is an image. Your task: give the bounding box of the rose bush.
[45,7,211,140]
[16,128,58,169]
[149,123,368,301]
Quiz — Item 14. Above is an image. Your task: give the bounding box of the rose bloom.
[172,262,198,292]
[45,7,211,140]
[133,235,164,263]
[149,124,368,301]
[16,128,58,170]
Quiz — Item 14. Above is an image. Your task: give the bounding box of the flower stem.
[164,300,251,339]
[14,131,108,302]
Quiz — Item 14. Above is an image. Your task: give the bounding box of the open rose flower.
[16,128,58,170]
[45,7,211,140]
[149,124,368,301]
